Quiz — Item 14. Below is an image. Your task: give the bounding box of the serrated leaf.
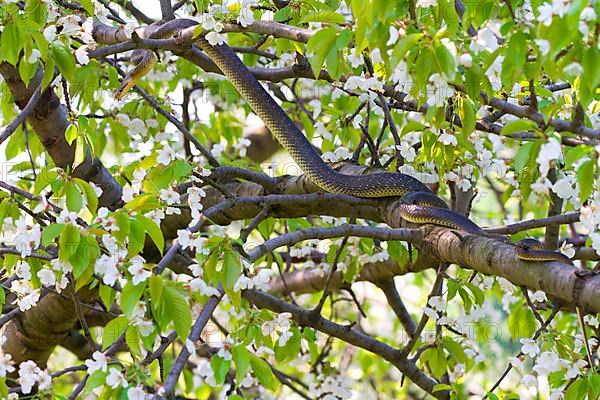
[163,286,191,340]
[300,11,346,24]
[34,167,59,194]
[429,346,447,379]
[41,57,55,89]
[71,237,90,278]
[59,224,80,262]
[99,284,115,309]
[64,124,78,145]
[127,218,145,257]
[102,315,128,349]
[52,42,76,82]
[0,22,22,65]
[306,27,339,78]
[124,194,161,212]
[250,355,276,390]
[232,345,251,384]
[78,0,94,14]
[211,355,231,385]
[577,159,594,202]
[434,39,456,80]
[223,249,242,291]
[564,378,587,400]
[74,178,98,213]
[500,119,539,136]
[65,181,83,212]
[137,214,164,254]
[42,223,65,246]
[126,325,142,358]
[461,97,476,135]
[121,281,146,317]
[390,33,423,67]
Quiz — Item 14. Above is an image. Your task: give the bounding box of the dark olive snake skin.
[515,238,573,264]
[117,19,574,255]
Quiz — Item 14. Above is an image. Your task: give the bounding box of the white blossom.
[457,53,473,67]
[128,258,151,285]
[106,367,128,388]
[85,351,108,374]
[470,27,499,53]
[157,144,176,165]
[520,338,540,357]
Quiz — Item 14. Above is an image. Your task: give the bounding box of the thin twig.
[0,81,42,145]
[160,289,223,398]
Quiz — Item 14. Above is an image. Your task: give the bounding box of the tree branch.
[243,289,448,399]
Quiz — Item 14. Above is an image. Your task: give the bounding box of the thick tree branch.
[0,64,123,209]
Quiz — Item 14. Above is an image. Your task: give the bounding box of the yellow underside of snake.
[515,238,573,264]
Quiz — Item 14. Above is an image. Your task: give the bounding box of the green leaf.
[25,0,49,27]
[250,355,276,390]
[127,218,145,257]
[34,166,59,194]
[461,97,476,135]
[42,223,65,246]
[306,27,339,77]
[589,373,600,396]
[99,284,115,309]
[580,47,600,107]
[126,325,142,358]
[429,346,447,379]
[137,214,164,254]
[433,384,452,393]
[51,42,76,82]
[500,119,539,136]
[0,378,7,400]
[124,194,161,212]
[121,281,146,317]
[102,315,128,349]
[501,31,526,88]
[65,181,83,212]
[71,237,90,278]
[19,58,38,86]
[300,11,346,24]
[150,276,168,331]
[0,22,23,65]
[163,286,192,340]
[390,33,423,67]
[41,58,55,89]
[211,356,231,385]
[74,178,98,213]
[223,249,242,292]
[232,345,251,384]
[64,124,78,145]
[577,159,594,202]
[433,39,456,80]
[78,0,94,14]
[508,304,535,340]
[564,378,587,400]
[59,224,80,262]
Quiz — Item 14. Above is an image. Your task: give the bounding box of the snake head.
[115,78,134,100]
[516,238,545,251]
[399,191,448,209]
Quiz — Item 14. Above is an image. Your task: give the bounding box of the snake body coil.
[516,238,573,264]
[118,19,487,233]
